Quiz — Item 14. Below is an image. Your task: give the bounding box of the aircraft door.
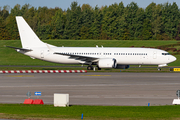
[153,51,157,59]
[40,50,44,58]
[141,54,149,64]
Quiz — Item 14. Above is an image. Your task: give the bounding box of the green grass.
[169,55,180,66]
[0,104,180,120]
[0,40,179,66]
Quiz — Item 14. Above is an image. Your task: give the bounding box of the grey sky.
[0,0,180,10]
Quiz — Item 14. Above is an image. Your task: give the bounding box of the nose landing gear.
[157,68,161,71]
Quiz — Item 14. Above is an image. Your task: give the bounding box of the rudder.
[16,16,46,48]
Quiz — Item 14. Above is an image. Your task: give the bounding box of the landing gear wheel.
[158,68,161,71]
[97,66,101,70]
[87,65,93,70]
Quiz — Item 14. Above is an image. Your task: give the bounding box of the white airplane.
[6,16,176,70]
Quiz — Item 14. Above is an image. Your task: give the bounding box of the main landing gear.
[87,65,93,70]
[87,65,101,70]
[97,66,101,70]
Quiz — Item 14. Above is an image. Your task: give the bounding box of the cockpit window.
[162,53,170,55]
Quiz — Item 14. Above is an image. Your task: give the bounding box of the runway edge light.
[81,113,83,119]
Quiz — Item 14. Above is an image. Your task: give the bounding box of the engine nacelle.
[115,65,130,69]
[98,58,117,68]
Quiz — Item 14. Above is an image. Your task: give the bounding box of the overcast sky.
[0,0,180,10]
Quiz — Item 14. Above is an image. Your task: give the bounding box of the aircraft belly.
[116,56,150,65]
[45,55,80,64]
[150,57,167,65]
[59,58,80,64]
[25,52,79,64]
[117,57,139,64]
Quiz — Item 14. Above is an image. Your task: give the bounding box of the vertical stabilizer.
[16,16,46,48]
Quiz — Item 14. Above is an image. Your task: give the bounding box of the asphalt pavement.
[0,72,179,106]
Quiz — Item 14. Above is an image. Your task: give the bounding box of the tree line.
[0,1,180,40]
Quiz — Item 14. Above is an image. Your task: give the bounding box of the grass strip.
[0,104,180,120]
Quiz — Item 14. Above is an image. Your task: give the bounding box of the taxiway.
[0,72,179,106]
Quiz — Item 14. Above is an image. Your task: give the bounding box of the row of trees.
[0,1,180,40]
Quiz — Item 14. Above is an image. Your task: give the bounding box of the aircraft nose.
[170,55,177,62]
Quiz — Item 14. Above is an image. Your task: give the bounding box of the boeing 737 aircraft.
[6,16,176,70]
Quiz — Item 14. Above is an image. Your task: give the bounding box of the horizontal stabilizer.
[5,46,32,52]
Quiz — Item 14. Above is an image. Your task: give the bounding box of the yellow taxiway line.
[6,75,34,77]
[81,75,111,76]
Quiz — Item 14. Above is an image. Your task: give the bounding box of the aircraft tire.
[87,66,93,70]
[97,66,101,70]
[158,68,161,71]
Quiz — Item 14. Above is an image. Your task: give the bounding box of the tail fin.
[16,16,46,48]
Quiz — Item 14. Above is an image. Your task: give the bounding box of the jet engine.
[98,58,117,68]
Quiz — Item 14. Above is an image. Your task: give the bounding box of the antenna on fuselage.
[96,45,98,48]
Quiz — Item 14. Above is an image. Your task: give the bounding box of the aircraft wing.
[5,46,32,52]
[54,52,99,62]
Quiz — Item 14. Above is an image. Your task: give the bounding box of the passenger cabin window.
[162,53,170,55]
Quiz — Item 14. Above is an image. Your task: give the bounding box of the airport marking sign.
[34,92,41,96]
[26,91,31,98]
